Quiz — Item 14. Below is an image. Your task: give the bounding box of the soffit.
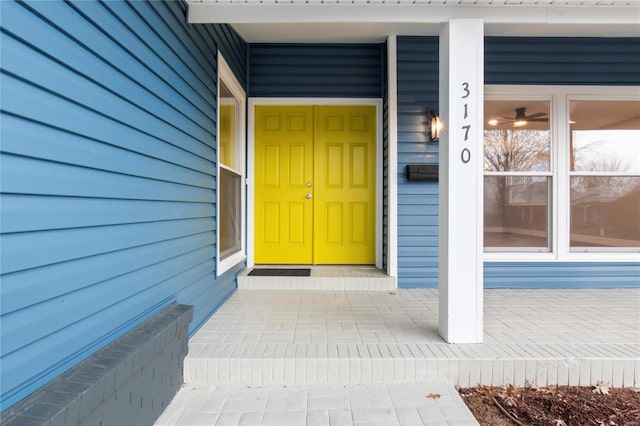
[187,0,640,41]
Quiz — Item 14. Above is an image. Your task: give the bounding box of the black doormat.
[248,268,311,277]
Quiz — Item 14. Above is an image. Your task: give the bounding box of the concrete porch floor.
[185,288,639,389]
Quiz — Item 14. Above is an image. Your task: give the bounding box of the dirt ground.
[459,384,640,426]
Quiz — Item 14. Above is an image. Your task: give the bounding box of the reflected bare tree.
[572,142,638,197]
[572,139,635,173]
[483,129,550,172]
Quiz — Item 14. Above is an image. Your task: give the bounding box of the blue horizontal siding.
[1,234,215,315]
[485,37,640,85]
[2,154,214,202]
[1,195,215,233]
[0,0,246,411]
[485,263,640,288]
[396,37,439,288]
[249,43,383,98]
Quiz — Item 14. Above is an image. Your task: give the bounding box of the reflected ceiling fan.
[490,107,549,127]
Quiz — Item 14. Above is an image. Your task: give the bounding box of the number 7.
[462,125,471,141]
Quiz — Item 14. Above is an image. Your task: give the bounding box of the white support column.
[438,20,484,344]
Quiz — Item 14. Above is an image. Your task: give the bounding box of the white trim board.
[188,3,639,43]
[247,98,385,271]
[387,35,399,279]
[188,3,638,27]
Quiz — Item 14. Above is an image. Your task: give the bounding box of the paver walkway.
[155,381,479,426]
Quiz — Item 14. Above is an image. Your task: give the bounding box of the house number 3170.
[460,82,471,164]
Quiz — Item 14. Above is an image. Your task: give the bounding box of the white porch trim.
[188,3,638,26]
[246,98,385,271]
[387,35,399,279]
[187,2,639,42]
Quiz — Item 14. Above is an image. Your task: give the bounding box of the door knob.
[306,194,313,199]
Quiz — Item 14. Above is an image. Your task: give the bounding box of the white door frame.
[247,98,384,269]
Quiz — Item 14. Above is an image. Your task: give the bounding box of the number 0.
[461,148,471,164]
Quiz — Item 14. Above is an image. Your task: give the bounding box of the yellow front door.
[255,106,314,263]
[254,105,376,265]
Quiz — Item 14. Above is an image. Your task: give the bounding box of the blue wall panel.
[248,43,383,98]
[485,263,640,288]
[0,0,246,410]
[396,37,440,288]
[485,37,640,85]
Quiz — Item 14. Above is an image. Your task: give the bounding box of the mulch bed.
[459,383,640,426]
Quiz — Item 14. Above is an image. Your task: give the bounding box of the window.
[483,100,552,251]
[569,100,640,250]
[217,55,246,275]
[484,87,639,260]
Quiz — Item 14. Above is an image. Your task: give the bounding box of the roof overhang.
[187,2,640,42]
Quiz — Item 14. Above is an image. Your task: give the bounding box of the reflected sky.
[572,130,640,174]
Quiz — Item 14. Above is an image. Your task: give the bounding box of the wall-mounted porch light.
[429,110,441,141]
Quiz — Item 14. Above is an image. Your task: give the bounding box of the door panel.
[255,106,314,263]
[314,106,376,264]
[254,105,376,265]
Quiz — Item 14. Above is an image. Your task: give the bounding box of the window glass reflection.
[220,168,241,259]
[219,80,237,170]
[484,176,550,249]
[484,101,551,172]
[572,130,640,174]
[569,100,640,249]
[570,100,640,174]
[570,177,640,248]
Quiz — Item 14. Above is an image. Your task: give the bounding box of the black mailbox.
[406,164,438,182]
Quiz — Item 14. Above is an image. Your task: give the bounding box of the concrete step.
[238,267,396,290]
[184,342,640,389]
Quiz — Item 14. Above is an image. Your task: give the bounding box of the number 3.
[461,82,470,99]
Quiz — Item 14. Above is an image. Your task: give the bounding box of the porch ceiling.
[186,0,640,42]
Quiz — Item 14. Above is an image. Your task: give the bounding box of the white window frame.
[484,85,639,262]
[216,54,246,276]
